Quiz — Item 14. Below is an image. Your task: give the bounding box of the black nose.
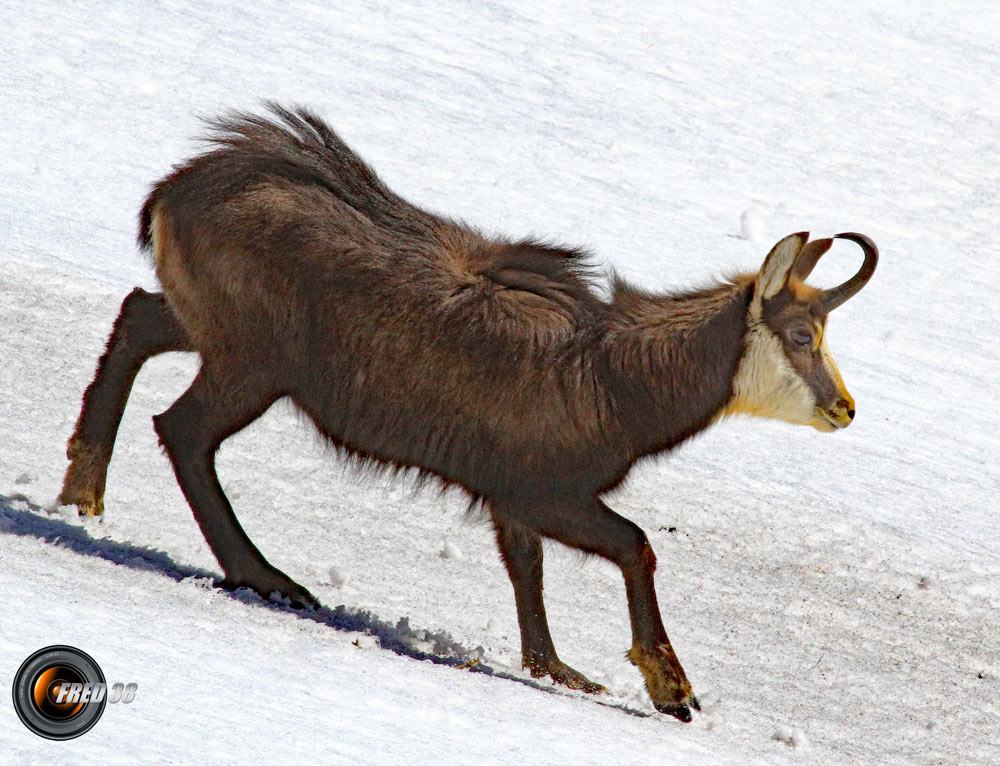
[847,408,856,420]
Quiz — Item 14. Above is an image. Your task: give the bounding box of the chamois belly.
[290,333,605,499]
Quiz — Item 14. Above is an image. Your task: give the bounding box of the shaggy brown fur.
[60,105,876,721]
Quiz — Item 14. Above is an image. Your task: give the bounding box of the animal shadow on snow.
[0,493,650,717]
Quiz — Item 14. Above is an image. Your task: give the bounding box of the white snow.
[2,1,1000,764]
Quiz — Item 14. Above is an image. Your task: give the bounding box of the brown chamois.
[60,104,877,721]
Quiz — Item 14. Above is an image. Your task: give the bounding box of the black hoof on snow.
[216,576,320,612]
[270,589,320,612]
[654,701,693,722]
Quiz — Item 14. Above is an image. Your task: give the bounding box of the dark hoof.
[58,484,105,517]
[654,701,693,722]
[218,573,319,611]
[268,587,320,612]
[527,657,605,694]
[555,670,606,695]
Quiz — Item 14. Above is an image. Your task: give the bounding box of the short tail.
[137,191,158,251]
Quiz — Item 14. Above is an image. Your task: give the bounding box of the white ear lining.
[757,232,807,301]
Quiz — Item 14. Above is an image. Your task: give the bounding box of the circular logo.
[12,646,107,740]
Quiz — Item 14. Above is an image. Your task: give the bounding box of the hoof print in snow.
[739,208,765,242]
[327,566,347,588]
[772,725,809,748]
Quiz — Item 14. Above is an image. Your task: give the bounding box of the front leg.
[492,511,605,693]
[528,496,698,721]
[597,498,699,720]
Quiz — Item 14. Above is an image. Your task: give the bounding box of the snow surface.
[2,1,1000,764]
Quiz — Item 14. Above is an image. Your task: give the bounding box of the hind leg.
[61,288,192,516]
[492,510,604,693]
[153,370,316,609]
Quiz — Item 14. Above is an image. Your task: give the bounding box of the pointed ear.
[792,237,833,282]
[757,232,808,300]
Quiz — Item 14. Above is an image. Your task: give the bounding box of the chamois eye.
[790,329,812,346]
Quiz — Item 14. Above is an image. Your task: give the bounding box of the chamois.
[60,105,878,720]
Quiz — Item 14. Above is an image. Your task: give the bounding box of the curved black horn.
[792,237,833,281]
[821,233,879,312]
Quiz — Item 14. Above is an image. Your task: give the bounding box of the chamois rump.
[60,105,877,721]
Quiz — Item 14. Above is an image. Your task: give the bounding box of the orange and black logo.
[12,645,136,740]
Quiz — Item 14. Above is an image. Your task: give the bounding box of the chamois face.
[757,281,854,431]
[726,232,874,432]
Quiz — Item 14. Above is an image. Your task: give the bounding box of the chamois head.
[727,231,878,431]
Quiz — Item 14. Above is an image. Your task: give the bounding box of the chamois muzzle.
[820,233,879,313]
[818,397,856,430]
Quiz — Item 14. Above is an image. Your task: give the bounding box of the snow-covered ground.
[2,1,999,763]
